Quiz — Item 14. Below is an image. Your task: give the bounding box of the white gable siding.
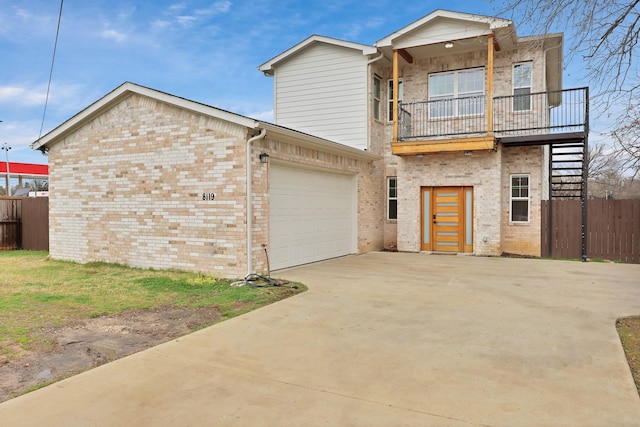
[394,18,490,49]
[274,44,368,150]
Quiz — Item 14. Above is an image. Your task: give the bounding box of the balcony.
[392,87,588,155]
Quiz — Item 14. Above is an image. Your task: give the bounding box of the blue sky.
[0,0,593,165]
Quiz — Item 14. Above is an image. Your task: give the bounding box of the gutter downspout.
[367,51,384,64]
[246,128,267,277]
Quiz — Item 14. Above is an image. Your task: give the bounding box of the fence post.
[581,87,589,261]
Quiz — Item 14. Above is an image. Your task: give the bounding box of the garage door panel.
[269,164,356,270]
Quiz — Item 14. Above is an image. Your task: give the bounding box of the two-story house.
[259,9,588,258]
[33,10,587,277]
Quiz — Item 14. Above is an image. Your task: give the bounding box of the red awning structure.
[0,162,49,177]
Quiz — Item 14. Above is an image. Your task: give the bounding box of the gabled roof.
[32,82,257,151]
[32,82,379,161]
[258,35,378,76]
[375,9,515,50]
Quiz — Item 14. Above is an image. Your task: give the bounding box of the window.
[373,75,381,121]
[510,174,530,222]
[513,62,532,111]
[388,78,403,121]
[387,177,397,220]
[428,68,484,118]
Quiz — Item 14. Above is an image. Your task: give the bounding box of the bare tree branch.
[493,0,640,177]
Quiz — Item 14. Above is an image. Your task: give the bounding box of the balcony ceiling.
[400,36,491,60]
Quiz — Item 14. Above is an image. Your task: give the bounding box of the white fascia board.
[258,35,377,75]
[131,84,258,128]
[376,9,512,48]
[32,82,259,150]
[258,122,380,162]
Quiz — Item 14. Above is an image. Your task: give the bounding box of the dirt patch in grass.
[617,316,640,396]
[0,251,305,402]
[1,305,226,402]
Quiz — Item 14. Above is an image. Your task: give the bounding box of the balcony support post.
[487,33,494,136]
[392,49,399,143]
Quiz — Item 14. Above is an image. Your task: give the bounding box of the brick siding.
[368,39,548,256]
[48,93,383,278]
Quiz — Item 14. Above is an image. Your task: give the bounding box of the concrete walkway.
[1,253,640,426]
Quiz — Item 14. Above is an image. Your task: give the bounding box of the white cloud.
[197,1,232,15]
[0,6,57,40]
[169,3,187,13]
[151,19,172,30]
[0,83,89,112]
[101,28,127,42]
[0,86,46,107]
[0,119,51,161]
[117,6,137,21]
[342,16,385,40]
[216,1,233,13]
[156,0,232,31]
[176,15,197,28]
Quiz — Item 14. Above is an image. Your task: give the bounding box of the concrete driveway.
[1,252,639,426]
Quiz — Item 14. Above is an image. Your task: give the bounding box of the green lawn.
[0,251,304,359]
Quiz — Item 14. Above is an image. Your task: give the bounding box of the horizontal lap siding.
[275,44,368,150]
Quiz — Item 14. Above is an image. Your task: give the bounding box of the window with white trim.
[388,78,403,122]
[513,62,532,111]
[387,177,397,220]
[428,68,484,118]
[510,174,530,222]
[373,75,381,121]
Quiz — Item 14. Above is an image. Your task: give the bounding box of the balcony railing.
[399,95,487,140]
[493,88,588,137]
[397,87,588,141]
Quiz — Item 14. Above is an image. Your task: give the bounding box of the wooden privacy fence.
[0,197,49,251]
[542,199,640,264]
[0,198,21,250]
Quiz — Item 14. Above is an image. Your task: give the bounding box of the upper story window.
[513,62,532,111]
[428,68,484,118]
[388,78,404,121]
[510,174,530,223]
[373,75,381,121]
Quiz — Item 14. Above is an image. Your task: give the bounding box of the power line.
[38,0,64,142]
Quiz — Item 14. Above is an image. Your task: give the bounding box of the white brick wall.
[501,145,544,256]
[47,93,384,278]
[49,94,250,277]
[397,149,502,255]
[368,38,549,256]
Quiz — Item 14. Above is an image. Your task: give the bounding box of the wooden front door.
[421,187,473,252]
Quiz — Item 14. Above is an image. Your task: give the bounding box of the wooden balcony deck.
[392,88,588,155]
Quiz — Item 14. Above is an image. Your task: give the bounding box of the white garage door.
[269,163,356,270]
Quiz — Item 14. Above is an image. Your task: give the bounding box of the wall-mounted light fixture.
[444,41,454,49]
[464,151,473,156]
[416,154,425,158]
[259,152,270,164]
